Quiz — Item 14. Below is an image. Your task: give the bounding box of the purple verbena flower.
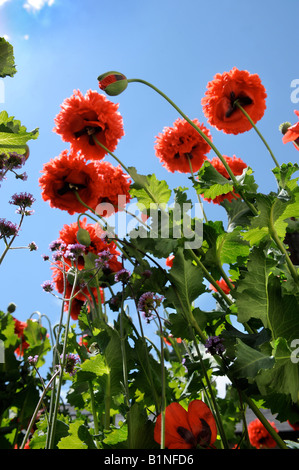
[95,250,113,269]
[42,280,54,293]
[28,355,39,365]
[205,336,225,356]
[114,268,131,284]
[9,192,35,209]
[61,353,80,376]
[28,241,38,251]
[0,218,19,239]
[65,243,86,260]
[49,239,66,252]
[137,291,163,320]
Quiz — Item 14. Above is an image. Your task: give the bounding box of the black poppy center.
[197,419,212,448]
[57,181,87,196]
[176,427,197,447]
[225,91,253,118]
[74,123,103,146]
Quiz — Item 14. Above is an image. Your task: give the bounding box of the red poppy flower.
[13,318,29,356]
[39,150,102,215]
[202,67,267,135]
[154,400,217,449]
[51,264,104,320]
[53,89,124,161]
[94,161,131,215]
[282,110,299,150]
[247,419,278,449]
[57,218,122,271]
[202,155,247,204]
[154,118,212,173]
[209,278,233,295]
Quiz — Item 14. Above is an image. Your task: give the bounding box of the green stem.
[269,204,299,284]
[190,250,233,306]
[47,269,79,449]
[104,372,111,430]
[155,309,166,450]
[127,78,258,216]
[234,101,280,168]
[187,154,208,223]
[88,381,100,448]
[20,369,60,449]
[190,328,229,449]
[120,291,130,409]
[242,393,288,449]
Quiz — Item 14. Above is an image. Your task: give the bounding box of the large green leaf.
[165,247,206,315]
[268,277,299,342]
[0,111,38,157]
[0,37,16,77]
[130,172,171,209]
[57,420,96,449]
[256,338,299,402]
[229,338,274,379]
[234,246,276,327]
[242,193,299,246]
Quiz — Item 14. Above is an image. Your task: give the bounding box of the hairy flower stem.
[154,308,166,450]
[127,78,258,216]
[242,393,288,449]
[47,269,79,449]
[234,101,280,168]
[187,155,208,223]
[269,217,299,284]
[20,369,60,449]
[88,381,100,448]
[189,327,229,449]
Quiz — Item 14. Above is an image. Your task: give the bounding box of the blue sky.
[0,0,299,332]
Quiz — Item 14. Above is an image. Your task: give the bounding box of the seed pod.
[98,71,128,96]
[77,227,91,247]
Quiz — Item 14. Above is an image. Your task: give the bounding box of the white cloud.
[23,0,55,12]
[23,34,30,40]
[0,0,11,7]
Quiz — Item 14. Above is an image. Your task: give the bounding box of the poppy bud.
[279,121,291,135]
[97,71,128,96]
[7,302,16,313]
[76,227,91,247]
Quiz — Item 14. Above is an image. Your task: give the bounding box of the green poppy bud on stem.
[279,121,291,135]
[98,71,128,96]
[77,228,91,247]
[7,302,16,313]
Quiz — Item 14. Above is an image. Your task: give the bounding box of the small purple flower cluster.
[41,280,54,293]
[95,249,113,269]
[137,291,163,321]
[114,268,131,284]
[9,192,35,215]
[65,243,86,261]
[61,353,80,376]
[0,152,28,185]
[205,336,225,356]
[0,218,19,239]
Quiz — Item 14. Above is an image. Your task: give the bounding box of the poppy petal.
[187,400,218,447]
[154,403,193,449]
